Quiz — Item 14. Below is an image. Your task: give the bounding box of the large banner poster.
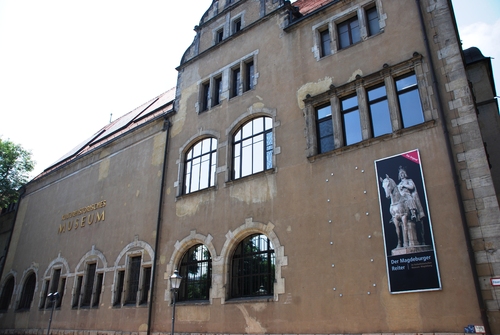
[375,149,441,293]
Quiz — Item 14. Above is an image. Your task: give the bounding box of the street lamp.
[170,269,182,335]
[46,292,59,335]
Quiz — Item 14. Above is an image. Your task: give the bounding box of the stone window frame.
[220,218,287,303]
[112,240,154,308]
[165,219,287,305]
[214,24,225,45]
[196,50,259,113]
[231,13,244,34]
[72,247,106,309]
[39,256,69,310]
[303,53,433,157]
[311,0,386,61]
[166,231,217,305]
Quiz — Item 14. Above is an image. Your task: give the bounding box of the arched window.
[17,272,36,310]
[185,138,218,194]
[0,276,15,311]
[230,234,275,298]
[233,116,273,179]
[178,244,211,301]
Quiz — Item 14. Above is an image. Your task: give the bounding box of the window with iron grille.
[0,276,14,311]
[114,270,125,306]
[233,116,273,179]
[178,244,211,301]
[81,263,96,307]
[72,276,82,308]
[125,256,141,305]
[17,272,36,311]
[231,234,275,298]
[185,138,218,194]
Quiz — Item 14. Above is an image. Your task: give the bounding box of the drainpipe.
[147,117,171,335]
[415,0,490,332]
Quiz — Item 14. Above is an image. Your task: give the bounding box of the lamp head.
[170,269,182,290]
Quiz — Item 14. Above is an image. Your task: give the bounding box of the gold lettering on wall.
[58,200,107,235]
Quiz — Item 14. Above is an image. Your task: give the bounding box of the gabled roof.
[33,88,175,181]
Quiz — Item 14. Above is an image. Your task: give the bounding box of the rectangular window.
[56,278,66,308]
[396,73,424,128]
[233,18,242,33]
[316,104,334,153]
[81,263,96,307]
[367,85,392,137]
[46,269,61,308]
[338,16,360,49]
[114,270,125,307]
[201,82,210,112]
[216,28,224,44]
[140,267,151,305]
[319,28,331,57]
[366,7,380,36]
[341,95,362,145]
[125,256,141,305]
[73,276,83,308]
[213,76,222,106]
[231,67,241,98]
[39,280,49,309]
[245,61,254,92]
[92,273,103,308]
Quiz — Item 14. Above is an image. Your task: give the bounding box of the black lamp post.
[46,292,59,335]
[170,269,182,335]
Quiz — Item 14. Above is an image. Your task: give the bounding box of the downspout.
[147,117,171,335]
[0,187,25,281]
[415,0,491,332]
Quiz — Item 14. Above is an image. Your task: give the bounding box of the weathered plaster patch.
[296,77,333,109]
[151,133,166,166]
[230,174,277,204]
[98,158,110,181]
[171,83,198,138]
[236,304,267,334]
[348,69,363,82]
[138,324,148,332]
[176,191,215,217]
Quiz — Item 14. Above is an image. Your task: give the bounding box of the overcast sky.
[0,0,498,178]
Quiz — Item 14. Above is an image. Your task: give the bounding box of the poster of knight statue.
[375,149,441,293]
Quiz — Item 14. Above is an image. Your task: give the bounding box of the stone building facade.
[1,1,499,335]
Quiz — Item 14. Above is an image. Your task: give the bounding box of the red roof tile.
[292,0,337,15]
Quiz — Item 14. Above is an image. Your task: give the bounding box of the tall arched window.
[0,276,15,311]
[233,116,273,179]
[178,244,211,301]
[185,138,218,194]
[231,234,275,298]
[17,272,36,310]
